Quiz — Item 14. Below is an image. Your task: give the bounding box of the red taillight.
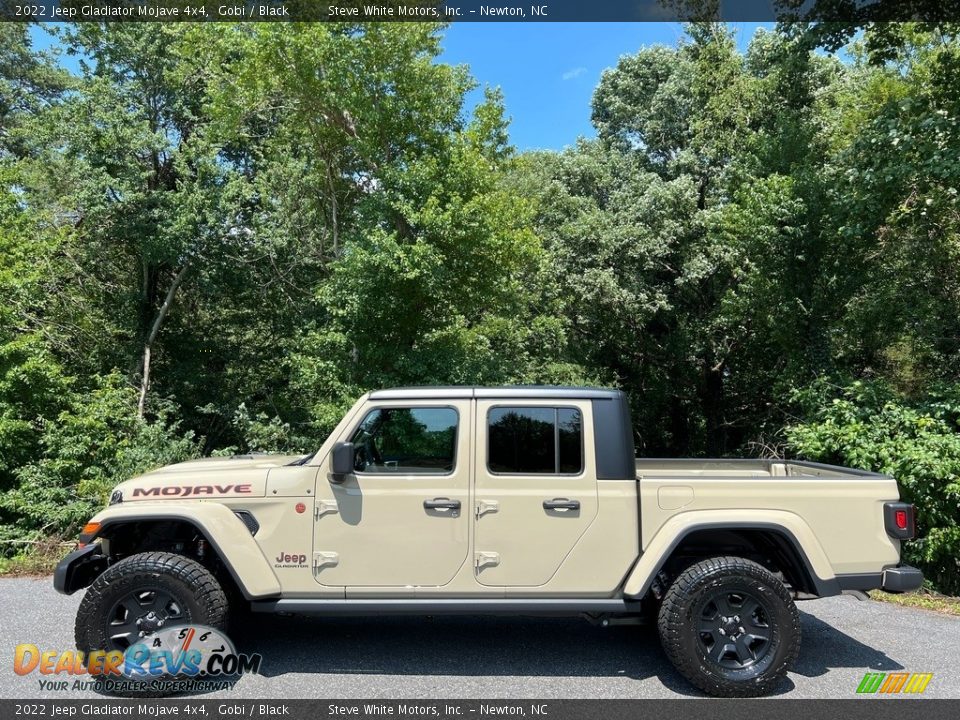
[884,502,915,540]
[895,510,908,530]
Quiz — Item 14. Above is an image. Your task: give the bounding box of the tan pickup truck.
[55,386,921,697]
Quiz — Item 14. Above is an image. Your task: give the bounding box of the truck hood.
[113,454,305,502]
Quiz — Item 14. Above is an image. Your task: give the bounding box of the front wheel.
[75,551,229,695]
[657,556,800,697]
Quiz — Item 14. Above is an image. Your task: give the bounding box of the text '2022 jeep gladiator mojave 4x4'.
[54,386,922,697]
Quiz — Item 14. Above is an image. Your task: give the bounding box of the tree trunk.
[137,262,191,418]
[702,361,726,456]
[326,160,339,255]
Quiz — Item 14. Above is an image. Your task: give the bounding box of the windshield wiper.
[288,451,317,466]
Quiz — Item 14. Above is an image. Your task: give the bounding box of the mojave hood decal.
[113,453,304,501]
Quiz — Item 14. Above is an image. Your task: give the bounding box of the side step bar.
[251,598,641,616]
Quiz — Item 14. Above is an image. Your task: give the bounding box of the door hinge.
[313,551,339,570]
[474,551,500,570]
[315,500,339,519]
[475,499,499,519]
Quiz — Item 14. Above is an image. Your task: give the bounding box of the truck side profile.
[55,387,922,697]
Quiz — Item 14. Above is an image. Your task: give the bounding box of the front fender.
[83,502,281,599]
[621,509,838,598]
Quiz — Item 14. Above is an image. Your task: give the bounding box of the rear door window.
[488,407,583,474]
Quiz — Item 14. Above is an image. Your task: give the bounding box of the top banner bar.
[2,0,960,23]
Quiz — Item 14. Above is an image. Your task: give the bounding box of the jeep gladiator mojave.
[54,387,922,697]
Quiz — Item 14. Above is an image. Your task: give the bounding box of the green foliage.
[292,96,589,433]
[0,337,71,489]
[0,165,73,491]
[227,403,314,455]
[0,374,198,550]
[0,25,70,159]
[788,380,960,594]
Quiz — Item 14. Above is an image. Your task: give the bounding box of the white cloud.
[561,67,587,81]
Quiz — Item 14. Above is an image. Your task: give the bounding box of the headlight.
[109,490,123,505]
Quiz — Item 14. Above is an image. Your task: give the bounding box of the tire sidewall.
[75,554,226,657]
[658,557,801,697]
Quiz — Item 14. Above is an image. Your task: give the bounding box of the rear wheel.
[657,556,800,697]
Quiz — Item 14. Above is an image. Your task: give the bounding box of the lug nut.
[719,628,726,636]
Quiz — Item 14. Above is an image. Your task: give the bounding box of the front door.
[473,399,598,587]
[313,400,471,587]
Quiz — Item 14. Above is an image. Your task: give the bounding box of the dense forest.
[1,22,959,592]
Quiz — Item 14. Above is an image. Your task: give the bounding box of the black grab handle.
[424,498,461,510]
[543,498,580,511]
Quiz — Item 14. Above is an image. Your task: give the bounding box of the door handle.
[543,498,580,511]
[424,498,461,510]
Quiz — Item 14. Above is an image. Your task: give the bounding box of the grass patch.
[0,537,73,577]
[872,588,960,616]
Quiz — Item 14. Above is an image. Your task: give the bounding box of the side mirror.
[330,441,355,480]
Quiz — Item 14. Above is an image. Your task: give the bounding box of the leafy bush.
[0,336,72,490]
[229,402,314,455]
[0,373,199,551]
[787,380,960,594]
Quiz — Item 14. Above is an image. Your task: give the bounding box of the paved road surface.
[2,578,957,699]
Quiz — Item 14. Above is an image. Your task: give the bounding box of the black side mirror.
[331,441,355,480]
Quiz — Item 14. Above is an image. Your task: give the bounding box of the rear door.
[473,399,598,586]
[312,400,471,587]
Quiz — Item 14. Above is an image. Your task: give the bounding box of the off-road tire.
[75,551,228,666]
[657,556,800,698]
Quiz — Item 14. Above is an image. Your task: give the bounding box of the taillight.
[895,510,908,530]
[884,502,915,540]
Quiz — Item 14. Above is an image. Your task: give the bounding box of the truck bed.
[634,458,886,480]
[633,458,899,577]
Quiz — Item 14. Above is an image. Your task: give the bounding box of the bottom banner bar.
[2,699,960,720]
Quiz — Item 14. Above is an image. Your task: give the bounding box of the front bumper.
[836,564,924,594]
[53,543,107,595]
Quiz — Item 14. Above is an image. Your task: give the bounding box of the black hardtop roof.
[368,386,624,401]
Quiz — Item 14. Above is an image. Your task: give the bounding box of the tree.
[0,25,69,159]
[19,25,251,418]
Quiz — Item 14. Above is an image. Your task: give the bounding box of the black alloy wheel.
[695,588,773,670]
[657,556,801,697]
[105,586,189,650]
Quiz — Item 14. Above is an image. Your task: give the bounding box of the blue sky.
[31,22,771,152]
[440,22,772,151]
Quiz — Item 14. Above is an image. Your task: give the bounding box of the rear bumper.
[836,565,924,594]
[882,565,925,593]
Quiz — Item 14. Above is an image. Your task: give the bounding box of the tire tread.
[75,551,228,654]
[657,555,801,698]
